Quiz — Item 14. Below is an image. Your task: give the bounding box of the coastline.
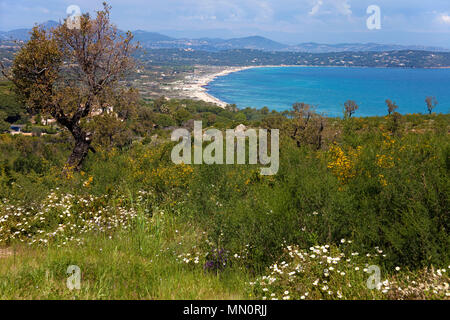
[188,66,256,107]
[184,64,450,109]
[188,65,298,108]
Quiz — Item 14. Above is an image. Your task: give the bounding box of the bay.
[206,67,450,117]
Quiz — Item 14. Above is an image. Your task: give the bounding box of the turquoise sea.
[206,67,450,117]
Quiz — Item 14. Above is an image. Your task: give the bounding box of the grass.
[0,211,250,299]
[0,112,449,300]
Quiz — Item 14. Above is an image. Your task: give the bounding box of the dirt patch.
[0,248,13,259]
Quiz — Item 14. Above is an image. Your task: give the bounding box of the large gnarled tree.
[1,3,137,171]
[289,102,326,150]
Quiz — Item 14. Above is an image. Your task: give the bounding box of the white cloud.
[335,0,352,16]
[309,0,352,16]
[309,0,323,16]
[440,13,450,24]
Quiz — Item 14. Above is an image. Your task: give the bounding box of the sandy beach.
[182,66,255,107]
[157,64,302,106]
[182,65,306,107]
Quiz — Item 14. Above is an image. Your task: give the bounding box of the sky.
[1,0,450,47]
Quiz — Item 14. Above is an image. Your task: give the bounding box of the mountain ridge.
[1,20,449,53]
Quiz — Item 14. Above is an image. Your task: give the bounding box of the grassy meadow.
[0,96,449,299]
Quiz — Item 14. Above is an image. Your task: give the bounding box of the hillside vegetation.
[0,90,449,299]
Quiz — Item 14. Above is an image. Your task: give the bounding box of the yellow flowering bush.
[327,145,362,185]
[372,132,399,186]
[382,132,395,149]
[376,154,395,169]
[83,175,94,187]
[128,145,194,193]
[150,163,194,189]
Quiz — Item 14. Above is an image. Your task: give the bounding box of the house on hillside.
[9,124,31,136]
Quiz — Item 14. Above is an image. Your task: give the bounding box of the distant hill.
[133,30,175,43]
[0,28,30,41]
[130,33,450,53]
[216,36,287,51]
[135,34,288,51]
[1,21,449,53]
[138,48,450,68]
[0,20,60,41]
[288,42,450,53]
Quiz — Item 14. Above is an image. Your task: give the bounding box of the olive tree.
[289,102,326,150]
[385,99,398,115]
[425,96,438,115]
[344,100,358,119]
[1,3,137,171]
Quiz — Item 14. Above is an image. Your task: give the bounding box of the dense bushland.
[0,97,448,298]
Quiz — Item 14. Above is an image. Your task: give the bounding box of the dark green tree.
[0,111,10,133]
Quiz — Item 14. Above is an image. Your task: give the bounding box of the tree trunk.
[65,127,92,172]
[316,120,324,150]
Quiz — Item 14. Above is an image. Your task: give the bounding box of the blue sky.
[1,0,450,46]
